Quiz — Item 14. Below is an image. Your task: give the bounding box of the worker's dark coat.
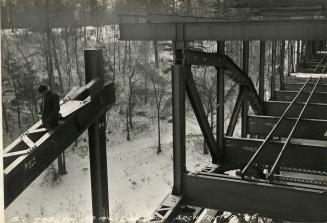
[41,91,60,128]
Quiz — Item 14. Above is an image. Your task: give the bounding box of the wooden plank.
[20,135,36,150]
[59,99,90,118]
[26,128,47,134]
[3,150,30,158]
[195,209,220,223]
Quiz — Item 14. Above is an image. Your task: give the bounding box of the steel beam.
[3,82,115,208]
[271,40,277,100]
[84,49,110,222]
[172,65,186,195]
[259,41,266,100]
[279,41,285,90]
[216,41,225,159]
[224,137,327,173]
[119,20,327,41]
[284,82,327,92]
[247,115,327,140]
[183,50,263,114]
[275,90,327,103]
[241,41,249,137]
[184,67,219,163]
[182,173,327,222]
[296,41,301,72]
[284,76,327,84]
[264,101,327,120]
[150,194,183,222]
[226,0,327,8]
[226,91,244,136]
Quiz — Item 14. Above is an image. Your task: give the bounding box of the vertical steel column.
[172,23,186,195]
[172,65,186,195]
[304,41,309,64]
[279,41,285,90]
[271,41,276,100]
[259,41,265,101]
[296,40,300,72]
[84,49,110,223]
[216,41,225,159]
[241,41,249,138]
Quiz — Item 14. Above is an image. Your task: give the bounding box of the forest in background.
[1,2,301,222]
[1,0,298,158]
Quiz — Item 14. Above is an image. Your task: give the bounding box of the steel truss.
[144,39,327,221]
[3,50,115,222]
[149,44,327,221]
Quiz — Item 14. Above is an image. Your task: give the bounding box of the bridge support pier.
[84,49,110,223]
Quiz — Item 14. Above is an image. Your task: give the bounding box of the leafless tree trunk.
[291,41,295,73]
[113,31,116,81]
[2,102,9,132]
[152,40,164,154]
[64,27,72,88]
[13,81,21,129]
[118,41,121,72]
[45,30,55,89]
[128,68,135,130]
[29,102,35,123]
[73,27,82,86]
[52,31,64,93]
[123,41,128,74]
[126,109,130,141]
[84,27,87,47]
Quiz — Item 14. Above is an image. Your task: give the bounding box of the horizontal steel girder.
[264,101,327,120]
[224,137,327,173]
[182,173,327,222]
[275,90,327,103]
[284,82,327,92]
[284,77,327,84]
[226,0,327,8]
[3,81,115,208]
[247,115,327,140]
[119,20,327,41]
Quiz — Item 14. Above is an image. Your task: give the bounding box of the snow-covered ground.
[4,118,212,223]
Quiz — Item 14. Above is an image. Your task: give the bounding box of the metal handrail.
[267,77,320,180]
[240,77,312,178]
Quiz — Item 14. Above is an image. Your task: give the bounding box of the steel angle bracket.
[77,81,115,130]
[86,78,103,99]
[150,193,183,222]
